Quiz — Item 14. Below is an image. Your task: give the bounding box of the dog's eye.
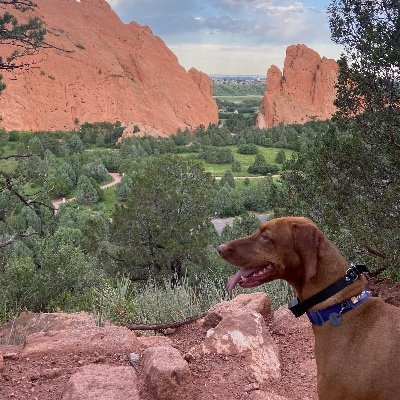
[260,233,270,242]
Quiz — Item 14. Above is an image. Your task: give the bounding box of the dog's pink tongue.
[227,267,261,291]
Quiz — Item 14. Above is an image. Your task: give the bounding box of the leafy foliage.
[280,0,400,278]
[111,156,214,281]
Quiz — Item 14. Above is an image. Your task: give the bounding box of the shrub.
[238,143,259,154]
[275,149,286,163]
[200,146,234,164]
[231,160,242,172]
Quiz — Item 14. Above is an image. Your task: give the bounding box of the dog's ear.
[293,223,320,283]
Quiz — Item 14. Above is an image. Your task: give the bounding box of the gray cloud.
[105,0,340,74]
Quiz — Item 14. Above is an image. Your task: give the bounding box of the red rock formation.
[0,0,218,134]
[257,44,338,128]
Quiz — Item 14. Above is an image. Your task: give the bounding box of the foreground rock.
[0,311,96,345]
[0,0,218,134]
[0,294,318,400]
[257,44,338,128]
[201,293,280,383]
[142,345,191,400]
[62,364,139,400]
[21,325,138,357]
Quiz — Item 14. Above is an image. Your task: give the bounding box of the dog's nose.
[218,244,229,256]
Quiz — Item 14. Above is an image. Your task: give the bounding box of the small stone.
[4,352,19,360]
[244,383,260,392]
[183,352,195,363]
[129,353,140,363]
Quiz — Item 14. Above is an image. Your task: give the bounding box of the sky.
[105,0,343,75]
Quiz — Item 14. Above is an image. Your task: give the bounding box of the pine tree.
[76,175,99,205]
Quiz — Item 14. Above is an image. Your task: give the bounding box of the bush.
[275,149,286,163]
[248,163,279,175]
[237,143,259,154]
[134,276,228,324]
[200,146,234,164]
[231,160,242,172]
[248,154,279,175]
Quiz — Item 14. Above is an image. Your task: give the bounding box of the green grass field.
[179,145,293,177]
[214,95,263,104]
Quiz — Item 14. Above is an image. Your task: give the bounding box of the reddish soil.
[0,279,399,400]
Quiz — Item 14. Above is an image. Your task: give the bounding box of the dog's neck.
[295,236,367,310]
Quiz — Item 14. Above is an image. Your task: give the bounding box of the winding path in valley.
[52,172,121,211]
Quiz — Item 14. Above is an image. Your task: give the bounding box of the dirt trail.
[52,173,121,211]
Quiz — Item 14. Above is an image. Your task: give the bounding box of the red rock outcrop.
[0,0,218,134]
[257,44,338,128]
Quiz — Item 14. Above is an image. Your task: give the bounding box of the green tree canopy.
[76,175,99,205]
[281,0,400,277]
[111,156,214,281]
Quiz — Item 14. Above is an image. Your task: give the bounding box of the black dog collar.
[288,264,369,318]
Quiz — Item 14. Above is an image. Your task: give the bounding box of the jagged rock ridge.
[0,0,218,134]
[257,44,338,129]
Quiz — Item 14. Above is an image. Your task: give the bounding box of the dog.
[218,216,400,400]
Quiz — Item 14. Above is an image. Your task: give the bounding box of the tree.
[76,175,98,205]
[231,159,242,172]
[280,0,400,277]
[238,143,258,155]
[248,154,279,175]
[0,0,48,92]
[221,213,261,242]
[65,134,84,154]
[275,149,286,164]
[82,161,108,182]
[211,184,245,217]
[111,156,214,281]
[220,170,235,188]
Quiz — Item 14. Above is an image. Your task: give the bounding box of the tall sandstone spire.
[0,0,218,134]
[257,44,338,129]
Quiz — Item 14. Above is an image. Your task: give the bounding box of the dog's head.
[218,216,321,291]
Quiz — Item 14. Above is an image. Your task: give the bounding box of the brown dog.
[218,216,400,400]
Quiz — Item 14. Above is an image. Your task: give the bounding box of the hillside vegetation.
[0,119,325,324]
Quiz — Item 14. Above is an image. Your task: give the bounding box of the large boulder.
[203,292,273,331]
[257,44,338,128]
[201,293,280,384]
[62,364,139,400]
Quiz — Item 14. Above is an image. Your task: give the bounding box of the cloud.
[105,0,342,73]
[106,0,124,7]
[170,42,342,74]
[213,0,305,13]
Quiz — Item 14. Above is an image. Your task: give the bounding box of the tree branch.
[126,312,207,331]
[0,154,31,160]
[364,244,387,259]
[0,230,38,250]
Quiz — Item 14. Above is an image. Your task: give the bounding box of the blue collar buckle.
[306,290,372,327]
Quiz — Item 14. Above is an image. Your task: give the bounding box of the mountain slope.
[0,0,218,134]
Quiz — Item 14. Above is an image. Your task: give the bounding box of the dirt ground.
[0,278,399,400]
